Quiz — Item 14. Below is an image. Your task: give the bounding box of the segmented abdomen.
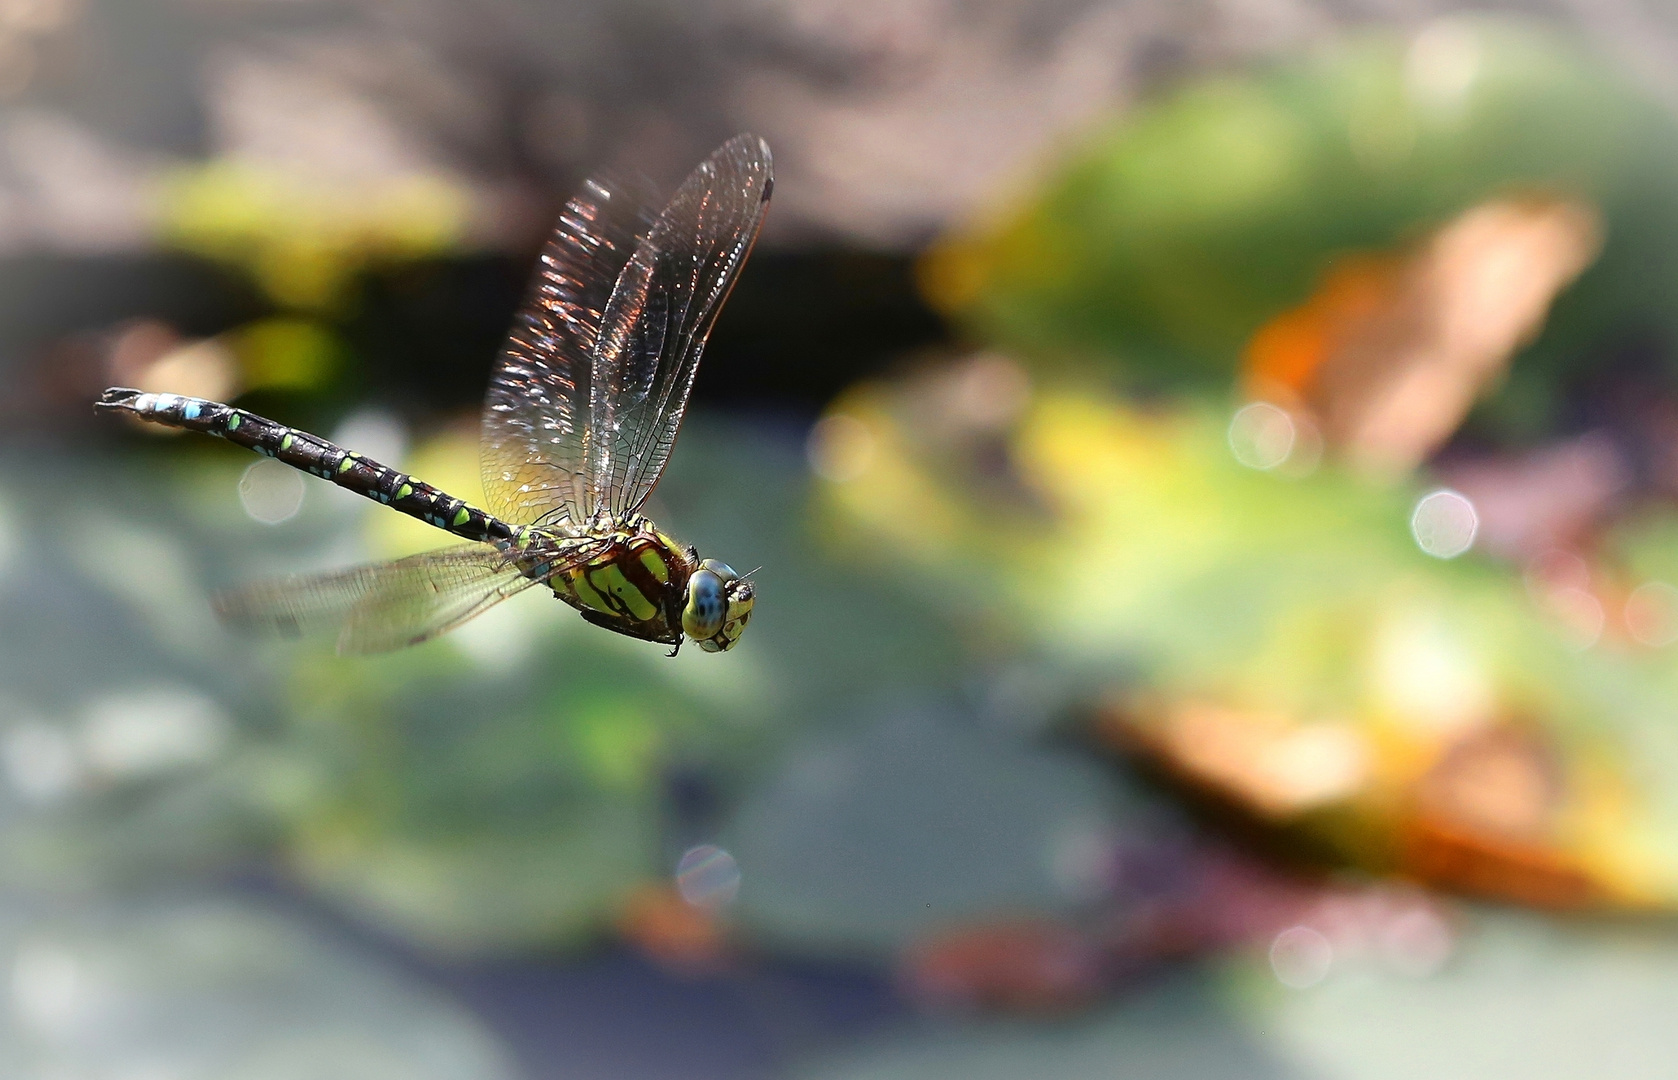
[96,388,517,545]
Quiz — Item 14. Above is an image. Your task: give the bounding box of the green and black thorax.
[514,517,697,647]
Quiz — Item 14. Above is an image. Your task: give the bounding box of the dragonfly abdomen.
[96,388,517,545]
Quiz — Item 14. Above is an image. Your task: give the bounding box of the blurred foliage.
[0,451,280,893]
[814,366,1678,908]
[726,700,1135,957]
[922,17,1678,440]
[230,317,344,395]
[159,161,469,311]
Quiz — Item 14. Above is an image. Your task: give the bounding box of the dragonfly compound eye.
[711,579,754,652]
[683,568,728,641]
[685,568,754,652]
[700,558,738,580]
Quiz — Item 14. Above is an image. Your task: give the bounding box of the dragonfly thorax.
[534,522,750,653]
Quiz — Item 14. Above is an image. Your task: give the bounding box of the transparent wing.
[214,545,539,655]
[480,171,659,528]
[588,133,773,518]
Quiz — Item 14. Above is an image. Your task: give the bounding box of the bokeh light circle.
[1410,489,1477,558]
[675,844,740,910]
[238,459,305,524]
[1626,581,1678,647]
[1228,402,1296,470]
[1269,925,1333,988]
[1548,586,1605,652]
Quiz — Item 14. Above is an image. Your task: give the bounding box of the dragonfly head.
[681,558,754,653]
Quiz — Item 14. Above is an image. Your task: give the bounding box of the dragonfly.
[96,134,771,656]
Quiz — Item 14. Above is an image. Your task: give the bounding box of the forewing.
[214,545,538,655]
[588,134,772,518]
[481,172,659,528]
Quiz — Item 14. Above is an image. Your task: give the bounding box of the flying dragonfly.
[96,134,771,656]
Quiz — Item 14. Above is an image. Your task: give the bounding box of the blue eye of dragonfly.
[701,559,738,580]
[683,569,728,640]
[97,134,774,659]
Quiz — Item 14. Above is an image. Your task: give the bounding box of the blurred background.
[10,0,1678,1077]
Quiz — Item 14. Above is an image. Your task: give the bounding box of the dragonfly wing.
[481,171,659,528]
[588,134,773,518]
[214,545,539,655]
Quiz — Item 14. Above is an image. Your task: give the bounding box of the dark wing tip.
[716,133,773,196]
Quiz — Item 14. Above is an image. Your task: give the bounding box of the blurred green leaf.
[927,16,1678,429]
[727,702,1136,956]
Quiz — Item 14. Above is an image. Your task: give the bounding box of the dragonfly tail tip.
[94,387,144,414]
